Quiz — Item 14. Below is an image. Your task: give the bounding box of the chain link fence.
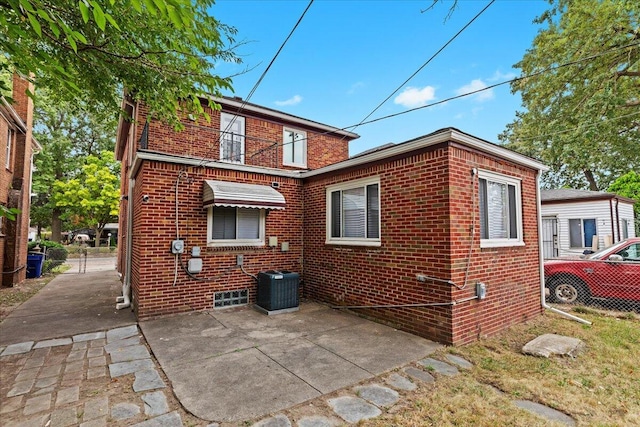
[42,247,68,274]
[544,238,640,312]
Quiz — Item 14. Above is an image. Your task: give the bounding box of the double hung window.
[283,128,306,168]
[208,207,265,246]
[326,177,380,246]
[478,170,523,247]
[220,113,245,163]
[6,128,13,169]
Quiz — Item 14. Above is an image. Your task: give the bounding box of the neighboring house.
[541,189,636,259]
[115,95,547,346]
[0,74,40,286]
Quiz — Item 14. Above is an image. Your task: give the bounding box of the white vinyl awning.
[203,180,285,210]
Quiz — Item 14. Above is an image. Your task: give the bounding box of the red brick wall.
[302,142,542,345]
[135,102,350,171]
[1,75,34,286]
[130,161,304,318]
[447,146,543,345]
[0,117,10,270]
[117,99,543,345]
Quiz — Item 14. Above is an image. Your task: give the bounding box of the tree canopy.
[30,88,117,241]
[500,0,640,191]
[1,0,240,126]
[53,150,120,245]
[608,171,640,233]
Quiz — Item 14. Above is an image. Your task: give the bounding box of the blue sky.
[211,0,549,156]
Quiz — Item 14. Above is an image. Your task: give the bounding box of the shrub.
[28,241,68,266]
[28,240,64,251]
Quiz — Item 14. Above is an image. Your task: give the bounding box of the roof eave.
[0,97,27,133]
[206,95,360,140]
[115,97,135,161]
[130,150,303,180]
[301,128,549,179]
[542,194,636,205]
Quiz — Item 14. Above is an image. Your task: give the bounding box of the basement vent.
[214,289,248,308]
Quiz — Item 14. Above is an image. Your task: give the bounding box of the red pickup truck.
[544,238,640,304]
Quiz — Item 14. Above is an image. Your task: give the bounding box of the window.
[220,113,245,163]
[207,206,265,246]
[282,128,306,168]
[569,218,597,248]
[326,177,380,246]
[478,170,523,248]
[617,243,640,261]
[621,219,629,239]
[6,128,13,169]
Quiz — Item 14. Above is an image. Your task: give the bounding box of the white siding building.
[541,189,636,258]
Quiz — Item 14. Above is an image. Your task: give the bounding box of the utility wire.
[187,41,638,164]
[244,41,640,160]
[345,42,640,130]
[511,111,640,142]
[196,0,315,167]
[349,0,495,135]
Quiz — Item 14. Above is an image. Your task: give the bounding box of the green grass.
[364,308,640,426]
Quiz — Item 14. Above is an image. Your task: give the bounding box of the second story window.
[283,128,306,168]
[6,128,13,169]
[220,113,245,164]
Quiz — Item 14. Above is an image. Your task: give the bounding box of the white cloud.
[274,95,302,106]
[455,79,494,102]
[347,81,365,95]
[488,70,516,82]
[393,86,436,108]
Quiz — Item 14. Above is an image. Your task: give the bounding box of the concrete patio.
[140,303,442,422]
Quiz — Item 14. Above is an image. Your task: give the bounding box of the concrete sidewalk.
[0,265,135,347]
[140,303,442,423]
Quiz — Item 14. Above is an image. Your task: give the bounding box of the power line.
[192,41,638,164]
[247,41,640,160]
[347,41,640,129]
[196,0,314,166]
[512,111,640,142]
[349,0,495,135]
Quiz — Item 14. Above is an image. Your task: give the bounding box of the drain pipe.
[536,171,591,325]
[117,177,134,310]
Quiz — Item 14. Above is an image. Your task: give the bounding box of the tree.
[30,89,117,242]
[500,0,640,191]
[53,151,120,247]
[1,0,240,127]
[608,171,640,234]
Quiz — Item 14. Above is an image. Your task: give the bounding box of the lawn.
[364,307,640,427]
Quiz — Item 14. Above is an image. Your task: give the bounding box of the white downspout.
[116,177,134,310]
[536,171,591,325]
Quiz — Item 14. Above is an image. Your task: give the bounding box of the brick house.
[1,75,40,286]
[115,95,547,345]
